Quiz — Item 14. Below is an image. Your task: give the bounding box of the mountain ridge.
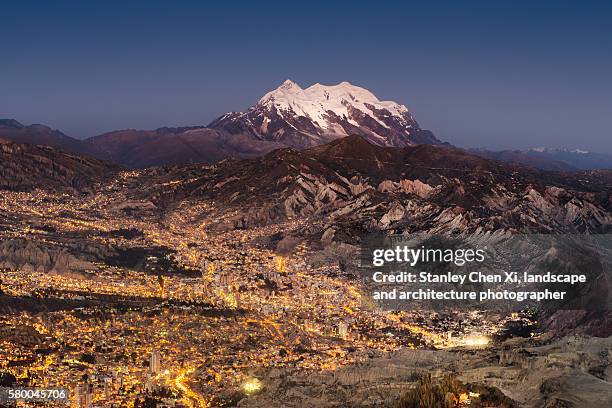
[470,147,612,171]
[138,135,612,236]
[0,138,119,191]
[0,119,92,156]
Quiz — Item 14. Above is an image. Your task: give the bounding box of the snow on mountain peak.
[278,79,302,91]
[529,147,591,155]
[208,79,442,148]
[258,79,411,130]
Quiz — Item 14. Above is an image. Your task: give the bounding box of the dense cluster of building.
[0,184,520,407]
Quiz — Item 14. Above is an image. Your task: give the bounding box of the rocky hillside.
[241,335,612,408]
[0,138,119,191]
[140,136,612,238]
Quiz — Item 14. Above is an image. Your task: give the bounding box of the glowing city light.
[243,378,263,395]
[462,334,490,347]
[276,256,287,273]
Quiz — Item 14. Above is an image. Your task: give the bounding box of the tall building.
[73,385,82,408]
[103,376,112,399]
[338,322,349,339]
[275,256,287,273]
[150,349,161,375]
[145,377,155,393]
[73,383,92,408]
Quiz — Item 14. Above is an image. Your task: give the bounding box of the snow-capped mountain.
[529,147,590,155]
[525,147,612,170]
[209,79,443,148]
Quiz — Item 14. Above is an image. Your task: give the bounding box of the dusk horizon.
[3,1,612,154]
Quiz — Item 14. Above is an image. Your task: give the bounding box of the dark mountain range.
[85,127,282,168]
[0,120,282,168]
[0,138,118,191]
[140,135,612,237]
[470,147,612,171]
[525,147,612,170]
[468,148,577,171]
[0,119,91,156]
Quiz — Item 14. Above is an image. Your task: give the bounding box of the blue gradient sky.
[2,0,611,152]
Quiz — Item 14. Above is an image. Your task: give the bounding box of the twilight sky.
[2,0,611,152]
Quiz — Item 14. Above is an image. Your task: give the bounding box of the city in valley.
[0,172,535,408]
[1,77,611,408]
[3,3,612,406]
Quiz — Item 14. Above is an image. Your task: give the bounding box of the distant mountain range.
[0,119,93,156]
[1,80,610,170]
[0,137,118,191]
[469,147,612,171]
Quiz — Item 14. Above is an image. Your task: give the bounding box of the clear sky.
[2,0,611,152]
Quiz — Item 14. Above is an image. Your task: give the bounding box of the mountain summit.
[209,79,442,148]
